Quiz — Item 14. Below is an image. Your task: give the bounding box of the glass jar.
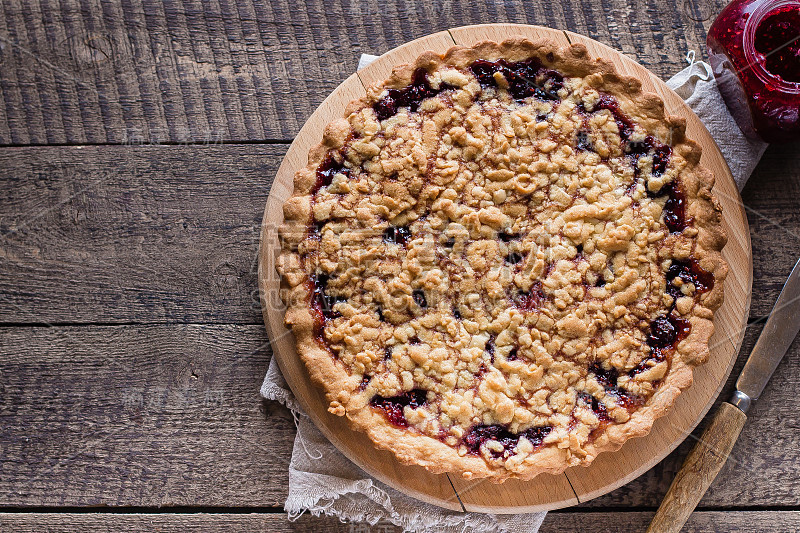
[707,0,800,143]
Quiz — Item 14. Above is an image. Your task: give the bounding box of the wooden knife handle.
[646,402,747,533]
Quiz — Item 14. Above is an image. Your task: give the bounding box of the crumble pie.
[277,38,727,481]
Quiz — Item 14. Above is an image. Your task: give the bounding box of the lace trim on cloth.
[263,358,547,533]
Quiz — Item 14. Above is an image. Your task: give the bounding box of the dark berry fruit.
[310,274,345,321]
[666,259,714,295]
[372,68,455,120]
[594,93,636,141]
[651,144,672,176]
[647,314,691,350]
[576,130,593,151]
[412,289,427,309]
[462,424,552,457]
[383,226,412,246]
[498,230,520,242]
[589,362,619,389]
[485,335,496,363]
[469,58,563,102]
[652,182,688,233]
[577,392,610,421]
[370,389,427,427]
[512,285,544,311]
[506,252,524,265]
[313,153,349,195]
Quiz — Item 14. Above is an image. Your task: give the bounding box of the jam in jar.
[708,0,800,142]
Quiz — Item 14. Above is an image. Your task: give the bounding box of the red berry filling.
[506,251,525,265]
[588,362,641,408]
[648,314,691,351]
[626,135,673,177]
[309,274,346,323]
[412,289,427,309]
[498,229,520,242]
[593,94,636,141]
[628,260,709,377]
[578,392,611,422]
[510,283,545,311]
[629,314,692,376]
[589,362,619,390]
[312,153,348,195]
[576,129,593,151]
[580,93,673,180]
[373,68,456,121]
[310,219,327,237]
[470,58,564,101]
[667,259,714,293]
[383,225,412,246]
[666,259,715,301]
[463,424,553,457]
[485,335,496,364]
[646,182,688,233]
[370,389,428,428]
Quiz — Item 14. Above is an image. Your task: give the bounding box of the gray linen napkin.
[665,55,768,189]
[260,52,767,533]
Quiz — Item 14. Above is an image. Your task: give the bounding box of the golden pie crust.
[277,38,727,482]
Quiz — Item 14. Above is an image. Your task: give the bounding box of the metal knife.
[647,256,800,533]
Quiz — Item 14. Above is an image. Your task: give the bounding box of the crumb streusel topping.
[278,39,727,481]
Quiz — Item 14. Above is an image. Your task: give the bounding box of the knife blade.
[733,255,800,411]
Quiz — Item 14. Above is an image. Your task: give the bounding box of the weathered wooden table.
[1,1,799,531]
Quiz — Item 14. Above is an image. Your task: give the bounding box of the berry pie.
[277,38,727,481]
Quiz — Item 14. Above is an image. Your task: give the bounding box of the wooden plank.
[0,144,285,325]
[0,320,800,508]
[3,511,800,531]
[0,513,394,532]
[0,324,295,507]
[0,0,719,144]
[3,142,795,328]
[543,511,800,532]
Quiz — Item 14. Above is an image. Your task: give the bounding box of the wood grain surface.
[2,0,800,531]
[0,0,726,145]
[2,511,800,532]
[259,24,751,513]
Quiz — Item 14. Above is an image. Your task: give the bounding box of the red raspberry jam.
[708,0,800,143]
[370,389,428,427]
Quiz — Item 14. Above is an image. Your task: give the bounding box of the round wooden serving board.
[258,24,753,513]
